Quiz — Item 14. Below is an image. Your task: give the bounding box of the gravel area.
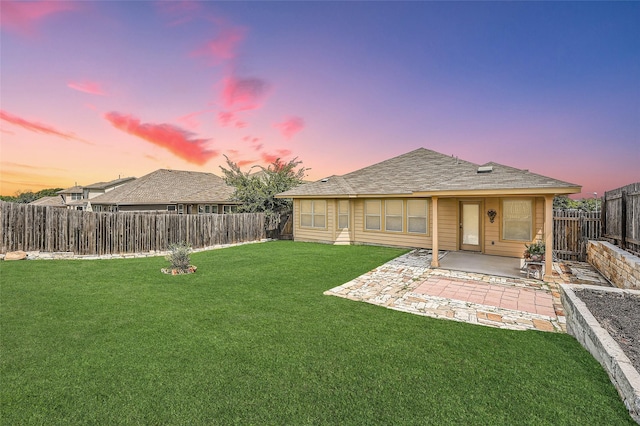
[575,289,640,372]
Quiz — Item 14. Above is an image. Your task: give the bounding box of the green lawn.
[0,241,633,425]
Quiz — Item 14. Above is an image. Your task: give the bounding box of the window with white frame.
[167,205,176,212]
[407,200,428,234]
[364,200,381,231]
[385,200,403,232]
[223,205,238,214]
[178,204,184,214]
[300,200,326,228]
[502,199,533,241]
[337,200,349,229]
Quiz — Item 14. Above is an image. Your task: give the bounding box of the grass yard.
[0,241,634,425]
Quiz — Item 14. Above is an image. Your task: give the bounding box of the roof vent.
[477,166,493,174]
[321,178,329,183]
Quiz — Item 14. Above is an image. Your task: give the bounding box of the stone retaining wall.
[588,241,640,290]
[561,284,640,423]
[0,239,269,261]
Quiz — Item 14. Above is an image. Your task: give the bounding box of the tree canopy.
[553,195,601,212]
[220,156,308,217]
[0,188,63,204]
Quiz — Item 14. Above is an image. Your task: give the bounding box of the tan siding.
[352,199,432,248]
[292,199,336,244]
[437,198,458,251]
[483,197,543,258]
[291,195,548,258]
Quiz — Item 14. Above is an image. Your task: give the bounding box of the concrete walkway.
[325,250,610,333]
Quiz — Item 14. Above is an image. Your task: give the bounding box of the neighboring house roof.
[57,186,83,195]
[278,148,580,198]
[28,196,65,207]
[90,169,236,205]
[83,176,136,190]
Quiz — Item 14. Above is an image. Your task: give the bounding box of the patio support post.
[431,196,439,267]
[544,194,554,279]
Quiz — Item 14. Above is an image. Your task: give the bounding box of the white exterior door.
[460,202,481,252]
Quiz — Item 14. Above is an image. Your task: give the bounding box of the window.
[364,200,381,231]
[385,200,403,232]
[407,200,428,234]
[178,204,184,214]
[223,205,238,214]
[211,205,219,214]
[502,199,533,241]
[337,200,349,229]
[71,193,82,200]
[300,200,326,228]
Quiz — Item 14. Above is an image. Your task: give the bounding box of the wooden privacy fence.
[553,210,601,261]
[602,182,640,256]
[0,201,266,255]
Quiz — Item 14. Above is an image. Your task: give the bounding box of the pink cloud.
[103,112,217,165]
[0,1,77,36]
[218,111,236,127]
[261,149,292,164]
[177,109,215,130]
[191,26,246,65]
[274,116,305,140]
[68,81,107,96]
[242,136,263,151]
[0,109,90,144]
[220,76,269,112]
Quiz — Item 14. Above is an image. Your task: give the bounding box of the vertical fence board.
[0,201,267,256]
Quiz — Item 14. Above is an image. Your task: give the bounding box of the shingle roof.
[28,196,65,207]
[84,176,136,190]
[57,186,83,195]
[278,148,580,197]
[90,169,236,205]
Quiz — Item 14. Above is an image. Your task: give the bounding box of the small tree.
[165,241,192,271]
[220,156,308,218]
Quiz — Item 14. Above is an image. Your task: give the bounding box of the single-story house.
[57,176,135,211]
[276,148,581,277]
[90,169,239,214]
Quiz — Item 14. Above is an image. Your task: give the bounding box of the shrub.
[165,241,192,271]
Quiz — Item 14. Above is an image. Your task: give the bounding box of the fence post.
[600,197,606,241]
[621,189,627,250]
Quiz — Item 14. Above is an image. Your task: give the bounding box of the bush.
[165,241,192,271]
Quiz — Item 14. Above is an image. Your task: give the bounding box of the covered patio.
[437,251,524,279]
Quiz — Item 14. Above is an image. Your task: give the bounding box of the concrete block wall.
[588,241,640,290]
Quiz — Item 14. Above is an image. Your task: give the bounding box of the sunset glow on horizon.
[1,1,638,198]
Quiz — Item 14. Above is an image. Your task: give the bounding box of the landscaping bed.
[575,289,640,372]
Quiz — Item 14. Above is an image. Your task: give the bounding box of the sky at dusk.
[1,1,638,198]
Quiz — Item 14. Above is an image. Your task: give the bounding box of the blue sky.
[1,1,638,198]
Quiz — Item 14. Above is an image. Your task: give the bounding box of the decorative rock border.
[0,239,270,261]
[561,283,640,423]
[161,266,197,275]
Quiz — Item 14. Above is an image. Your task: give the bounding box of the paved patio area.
[325,249,610,333]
